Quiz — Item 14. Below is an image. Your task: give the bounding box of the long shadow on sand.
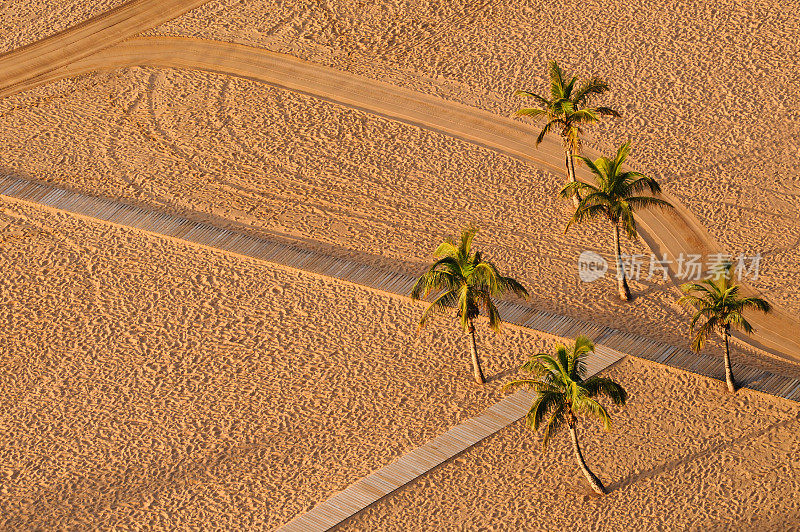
[610,411,800,493]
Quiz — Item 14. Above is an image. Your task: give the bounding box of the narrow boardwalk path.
[277,345,626,532]
[2,176,800,530]
[1,174,798,405]
[4,35,798,360]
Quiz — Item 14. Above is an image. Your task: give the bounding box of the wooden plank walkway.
[3,175,800,529]
[277,344,627,532]
[0,174,797,405]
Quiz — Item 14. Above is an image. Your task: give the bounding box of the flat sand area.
[0,201,550,529]
[1,69,797,377]
[0,1,127,53]
[1,0,799,528]
[2,203,798,530]
[343,358,800,531]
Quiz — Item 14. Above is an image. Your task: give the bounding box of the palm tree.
[561,141,673,301]
[505,335,627,495]
[411,228,529,384]
[515,60,620,206]
[678,264,771,393]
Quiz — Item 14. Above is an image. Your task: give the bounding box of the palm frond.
[433,241,459,259]
[573,77,609,106]
[690,320,716,352]
[548,60,566,98]
[525,391,565,431]
[514,90,551,108]
[483,296,503,332]
[623,196,673,213]
[418,289,460,329]
[540,404,567,449]
[741,296,772,313]
[536,118,560,146]
[566,203,610,233]
[583,377,628,405]
[573,396,613,431]
[570,108,601,124]
[411,267,458,300]
[516,107,548,120]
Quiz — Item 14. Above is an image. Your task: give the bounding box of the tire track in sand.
[0,0,210,97]
[1,35,796,363]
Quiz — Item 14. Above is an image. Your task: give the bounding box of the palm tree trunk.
[723,326,736,393]
[468,320,486,384]
[613,223,632,301]
[565,149,581,208]
[569,419,607,495]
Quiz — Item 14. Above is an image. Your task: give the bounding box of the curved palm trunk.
[723,326,736,393]
[613,223,632,301]
[569,418,607,495]
[467,320,486,384]
[565,149,581,208]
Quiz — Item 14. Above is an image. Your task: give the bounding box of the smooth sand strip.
[0,174,797,404]
[276,345,627,532]
[1,35,795,362]
[0,0,210,96]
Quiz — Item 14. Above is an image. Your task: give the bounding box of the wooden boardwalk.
[276,345,626,532]
[1,174,798,405]
[3,175,800,529]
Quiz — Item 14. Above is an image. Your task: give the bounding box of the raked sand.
[2,195,799,530]
[0,0,799,529]
[0,201,551,529]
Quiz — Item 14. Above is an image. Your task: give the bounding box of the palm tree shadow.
[608,412,800,493]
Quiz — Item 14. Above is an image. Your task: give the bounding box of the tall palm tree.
[561,141,673,301]
[515,61,620,206]
[411,228,529,384]
[678,264,771,393]
[505,335,627,495]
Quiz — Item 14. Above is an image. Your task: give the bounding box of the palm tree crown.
[678,265,772,352]
[505,336,627,448]
[561,141,670,236]
[678,264,771,393]
[411,228,528,333]
[515,60,619,154]
[561,141,673,300]
[411,228,528,384]
[505,335,627,494]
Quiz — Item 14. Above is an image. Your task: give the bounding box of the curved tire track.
[0,0,210,96]
[1,35,798,362]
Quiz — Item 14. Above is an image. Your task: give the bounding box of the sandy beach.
[343,358,800,530]
[0,1,126,53]
[1,0,799,528]
[0,201,557,529]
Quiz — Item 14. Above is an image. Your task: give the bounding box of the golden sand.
[1,0,799,528]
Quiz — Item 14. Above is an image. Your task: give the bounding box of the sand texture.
[152,0,800,315]
[0,1,127,53]
[1,65,798,375]
[1,0,799,529]
[342,357,800,531]
[0,0,797,360]
[0,201,555,529]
